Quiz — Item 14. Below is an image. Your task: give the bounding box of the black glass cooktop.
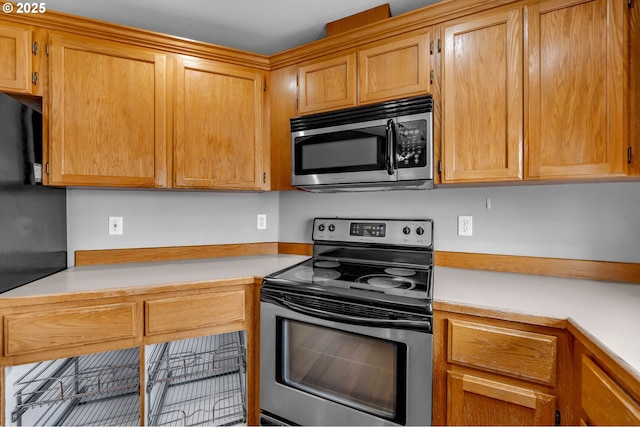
[265,257,432,300]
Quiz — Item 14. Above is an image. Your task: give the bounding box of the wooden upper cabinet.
[526,0,627,179]
[441,7,523,183]
[297,51,357,115]
[48,33,167,187]
[0,22,33,94]
[447,372,556,426]
[358,32,430,104]
[173,57,266,190]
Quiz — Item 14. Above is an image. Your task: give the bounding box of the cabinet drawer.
[448,320,557,385]
[4,303,137,356]
[145,290,245,336]
[581,355,640,425]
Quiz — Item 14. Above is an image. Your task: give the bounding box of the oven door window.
[293,128,387,175]
[276,319,407,424]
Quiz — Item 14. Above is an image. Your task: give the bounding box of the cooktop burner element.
[294,268,341,282]
[314,261,341,268]
[357,274,417,289]
[384,267,416,277]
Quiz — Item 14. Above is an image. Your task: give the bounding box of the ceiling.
[44,0,441,55]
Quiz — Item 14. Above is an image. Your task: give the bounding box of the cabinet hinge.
[430,40,434,55]
[263,81,267,91]
[46,162,50,174]
[31,72,38,86]
[31,41,38,55]
[263,172,267,184]
[437,160,442,174]
[629,0,633,8]
[430,70,434,85]
[555,410,561,426]
[46,44,50,56]
[437,38,442,53]
[628,146,633,164]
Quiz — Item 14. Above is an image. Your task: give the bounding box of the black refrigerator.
[0,92,67,294]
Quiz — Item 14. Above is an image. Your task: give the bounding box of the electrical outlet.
[257,214,267,230]
[458,215,472,236]
[109,216,123,235]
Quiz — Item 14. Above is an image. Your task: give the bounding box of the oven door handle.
[262,293,431,331]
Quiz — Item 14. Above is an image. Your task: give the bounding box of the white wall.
[66,189,279,266]
[278,182,640,264]
[66,182,640,267]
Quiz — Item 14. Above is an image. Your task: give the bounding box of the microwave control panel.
[397,120,427,168]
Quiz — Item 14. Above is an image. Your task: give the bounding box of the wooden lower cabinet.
[447,371,556,425]
[434,310,572,426]
[573,330,640,426]
[0,281,260,426]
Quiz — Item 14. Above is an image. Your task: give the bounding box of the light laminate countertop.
[1,254,638,380]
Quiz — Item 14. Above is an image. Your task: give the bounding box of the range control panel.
[313,218,433,248]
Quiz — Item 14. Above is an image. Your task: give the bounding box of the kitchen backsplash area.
[278,182,640,264]
[66,189,279,266]
[66,181,640,267]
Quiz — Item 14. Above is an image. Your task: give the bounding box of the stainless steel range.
[260,218,433,426]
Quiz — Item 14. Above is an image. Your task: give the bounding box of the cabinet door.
[174,57,266,190]
[581,355,640,425]
[297,52,357,114]
[447,372,556,426]
[526,0,626,179]
[0,22,32,94]
[441,8,523,183]
[48,33,167,187]
[358,33,430,104]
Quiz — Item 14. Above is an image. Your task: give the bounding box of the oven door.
[291,118,397,187]
[260,294,432,426]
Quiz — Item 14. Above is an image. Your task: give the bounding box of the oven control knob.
[402,226,411,235]
[318,224,325,231]
[416,226,425,236]
[328,224,336,232]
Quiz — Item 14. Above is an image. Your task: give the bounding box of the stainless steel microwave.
[291,95,433,192]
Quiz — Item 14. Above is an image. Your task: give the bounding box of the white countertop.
[434,267,640,379]
[1,254,638,380]
[0,254,307,298]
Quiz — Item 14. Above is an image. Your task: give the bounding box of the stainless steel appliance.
[291,95,434,192]
[260,218,434,426]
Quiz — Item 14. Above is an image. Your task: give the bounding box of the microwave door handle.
[385,119,396,175]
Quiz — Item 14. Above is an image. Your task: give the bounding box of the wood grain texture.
[269,65,298,191]
[448,319,557,385]
[277,242,313,256]
[75,242,278,266]
[442,6,523,183]
[326,4,391,37]
[270,0,519,69]
[581,355,640,425]
[431,25,443,185]
[435,251,640,284]
[144,290,245,335]
[48,32,167,187]
[0,9,269,70]
[4,302,137,355]
[297,51,357,114]
[173,56,266,190]
[447,371,556,425]
[629,0,640,176]
[0,22,31,93]
[357,32,430,104]
[525,0,626,179]
[569,321,640,401]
